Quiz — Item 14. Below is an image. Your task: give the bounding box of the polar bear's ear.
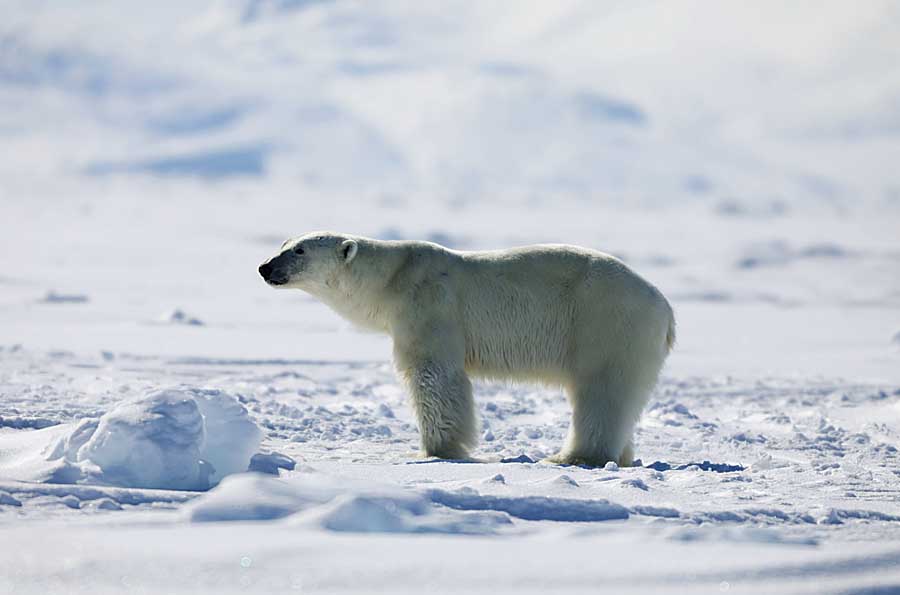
[341,239,358,264]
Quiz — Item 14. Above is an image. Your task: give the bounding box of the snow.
[0,387,261,490]
[188,471,513,534]
[1,0,900,592]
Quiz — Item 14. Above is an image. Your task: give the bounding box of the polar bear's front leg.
[392,313,477,460]
[402,360,477,459]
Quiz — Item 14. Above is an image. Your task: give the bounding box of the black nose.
[259,262,272,279]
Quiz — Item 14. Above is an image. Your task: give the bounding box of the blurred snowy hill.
[2,0,899,207]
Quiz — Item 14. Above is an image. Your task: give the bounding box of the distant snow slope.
[1,1,900,593]
[2,1,899,204]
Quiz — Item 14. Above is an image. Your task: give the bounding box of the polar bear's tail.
[665,314,676,354]
[663,302,677,354]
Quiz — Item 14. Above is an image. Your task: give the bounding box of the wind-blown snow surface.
[2,1,900,593]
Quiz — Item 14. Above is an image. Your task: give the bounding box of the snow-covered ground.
[2,1,900,593]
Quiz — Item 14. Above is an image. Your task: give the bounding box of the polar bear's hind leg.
[547,351,662,467]
[547,375,640,466]
[618,439,635,468]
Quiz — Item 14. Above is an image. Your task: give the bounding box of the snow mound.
[301,494,512,534]
[77,393,207,490]
[187,473,328,522]
[187,472,511,534]
[39,387,261,490]
[302,494,431,532]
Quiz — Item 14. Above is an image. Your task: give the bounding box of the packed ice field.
[2,1,900,593]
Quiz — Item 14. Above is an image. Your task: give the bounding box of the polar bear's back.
[449,244,671,383]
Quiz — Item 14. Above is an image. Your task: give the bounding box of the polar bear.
[259,232,675,467]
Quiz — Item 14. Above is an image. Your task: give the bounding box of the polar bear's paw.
[541,453,601,468]
[423,444,472,462]
[542,451,635,469]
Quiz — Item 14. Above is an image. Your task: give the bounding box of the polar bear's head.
[258,232,358,291]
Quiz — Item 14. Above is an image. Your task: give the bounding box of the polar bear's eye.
[293,246,305,255]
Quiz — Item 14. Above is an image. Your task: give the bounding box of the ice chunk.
[499,454,534,464]
[248,452,296,475]
[0,491,22,507]
[89,498,123,511]
[621,478,649,491]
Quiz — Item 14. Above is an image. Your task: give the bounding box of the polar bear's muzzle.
[258,258,290,286]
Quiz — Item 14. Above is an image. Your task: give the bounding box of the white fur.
[260,232,675,466]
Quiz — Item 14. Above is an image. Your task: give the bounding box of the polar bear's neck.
[311,241,409,334]
[316,282,393,333]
